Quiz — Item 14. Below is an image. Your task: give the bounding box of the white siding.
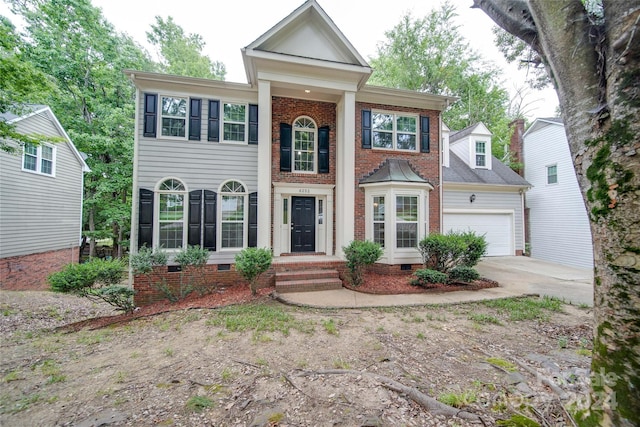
[450,137,470,166]
[136,96,259,193]
[0,112,84,258]
[524,122,594,268]
[443,189,525,253]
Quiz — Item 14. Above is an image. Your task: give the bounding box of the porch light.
[470,194,476,203]
[304,89,311,93]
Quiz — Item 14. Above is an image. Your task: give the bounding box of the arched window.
[293,116,317,172]
[156,178,187,249]
[220,180,247,249]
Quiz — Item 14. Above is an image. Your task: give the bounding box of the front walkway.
[275,256,594,308]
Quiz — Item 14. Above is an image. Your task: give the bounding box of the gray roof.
[360,159,430,184]
[444,152,530,187]
[0,104,49,123]
[540,117,563,124]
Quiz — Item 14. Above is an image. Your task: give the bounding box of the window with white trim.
[220,180,247,249]
[475,141,487,167]
[373,196,385,247]
[222,103,247,143]
[22,143,55,176]
[396,195,418,248]
[547,164,558,184]
[160,96,187,138]
[372,112,417,151]
[293,117,316,172]
[157,178,187,249]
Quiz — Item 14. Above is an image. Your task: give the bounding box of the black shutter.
[318,126,330,173]
[143,93,157,138]
[203,190,217,251]
[361,109,372,149]
[248,104,258,145]
[189,98,202,141]
[280,123,292,172]
[208,100,220,142]
[138,188,154,249]
[188,190,202,246]
[420,116,430,153]
[248,192,258,247]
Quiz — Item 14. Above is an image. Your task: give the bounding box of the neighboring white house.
[442,122,531,256]
[523,118,594,269]
[0,105,90,290]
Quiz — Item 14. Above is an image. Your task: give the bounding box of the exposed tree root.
[295,369,482,422]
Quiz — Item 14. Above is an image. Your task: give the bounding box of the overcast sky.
[2,0,559,119]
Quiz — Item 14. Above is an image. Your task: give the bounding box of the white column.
[335,91,356,258]
[257,80,272,249]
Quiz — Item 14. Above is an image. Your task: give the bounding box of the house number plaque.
[298,188,310,193]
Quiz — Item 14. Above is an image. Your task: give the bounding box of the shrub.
[48,258,134,312]
[459,231,488,267]
[343,240,383,287]
[449,266,480,283]
[174,245,211,298]
[129,245,168,276]
[418,231,487,273]
[235,247,273,295]
[411,269,448,288]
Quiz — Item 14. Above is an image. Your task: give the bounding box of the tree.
[147,16,226,80]
[474,1,640,425]
[368,2,512,156]
[7,0,155,257]
[0,15,56,152]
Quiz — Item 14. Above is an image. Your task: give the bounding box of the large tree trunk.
[473,1,640,425]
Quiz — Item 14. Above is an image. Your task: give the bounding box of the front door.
[291,196,315,252]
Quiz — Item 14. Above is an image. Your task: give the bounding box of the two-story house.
[0,105,89,290]
[128,0,455,303]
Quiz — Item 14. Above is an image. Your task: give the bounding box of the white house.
[523,118,594,269]
[0,105,90,290]
[442,122,530,256]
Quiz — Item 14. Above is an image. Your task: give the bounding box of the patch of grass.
[438,390,477,408]
[269,412,285,423]
[496,414,541,426]
[255,358,269,367]
[578,303,590,310]
[220,367,235,382]
[333,358,351,369]
[486,357,517,372]
[37,359,66,384]
[3,370,23,383]
[183,311,202,323]
[1,393,41,414]
[417,332,426,339]
[185,395,214,412]
[322,319,339,335]
[205,303,315,337]
[468,313,503,325]
[558,336,569,348]
[76,330,112,345]
[163,347,174,357]
[114,371,127,383]
[576,348,592,357]
[479,296,563,321]
[130,351,141,358]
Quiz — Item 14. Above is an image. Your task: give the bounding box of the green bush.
[343,240,383,287]
[129,245,168,276]
[449,266,480,283]
[418,231,487,273]
[235,247,273,295]
[411,269,448,288]
[48,258,134,312]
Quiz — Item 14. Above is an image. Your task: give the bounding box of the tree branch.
[471,0,541,53]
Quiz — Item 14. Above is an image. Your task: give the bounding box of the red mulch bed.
[345,272,498,295]
[60,272,498,331]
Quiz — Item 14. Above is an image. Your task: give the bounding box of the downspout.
[520,188,526,256]
[438,107,445,233]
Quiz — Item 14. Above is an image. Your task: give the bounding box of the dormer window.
[475,141,487,168]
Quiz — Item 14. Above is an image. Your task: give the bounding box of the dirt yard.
[0,287,593,426]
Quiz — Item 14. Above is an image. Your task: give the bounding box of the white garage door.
[443,213,513,256]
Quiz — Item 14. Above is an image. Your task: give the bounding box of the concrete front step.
[275,269,343,293]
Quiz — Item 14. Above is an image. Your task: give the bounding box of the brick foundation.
[1,247,80,291]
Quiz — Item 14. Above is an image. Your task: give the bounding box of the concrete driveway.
[476,256,594,306]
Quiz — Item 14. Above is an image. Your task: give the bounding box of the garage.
[443,212,514,256]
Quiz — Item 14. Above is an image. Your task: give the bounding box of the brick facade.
[0,247,80,291]
[354,102,442,241]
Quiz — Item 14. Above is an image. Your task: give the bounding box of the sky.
[2,0,559,119]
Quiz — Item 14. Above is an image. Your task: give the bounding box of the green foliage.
[449,266,481,283]
[129,246,168,275]
[368,2,513,156]
[174,245,209,267]
[438,389,477,408]
[234,247,273,295]
[48,258,134,312]
[185,395,214,412]
[418,231,487,273]
[343,240,383,287]
[480,296,564,321]
[411,269,448,288]
[147,16,226,80]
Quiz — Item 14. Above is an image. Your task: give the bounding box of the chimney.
[508,119,525,176]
